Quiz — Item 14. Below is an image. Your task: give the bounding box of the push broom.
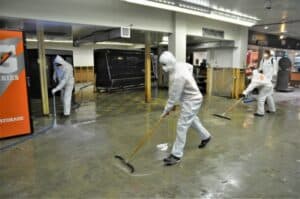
[115,117,164,173]
[52,93,58,128]
[213,97,244,120]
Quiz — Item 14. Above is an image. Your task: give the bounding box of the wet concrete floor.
[0,89,300,198]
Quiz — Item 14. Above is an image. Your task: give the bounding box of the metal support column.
[145,33,151,103]
[206,65,213,97]
[37,23,49,115]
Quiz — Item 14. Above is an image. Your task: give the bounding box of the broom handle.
[53,93,56,117]
[127,118,163,162]
[223,98,244,114]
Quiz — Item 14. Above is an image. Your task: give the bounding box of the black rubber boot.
[266,110,275,114]
[60,113,70,118]
[198,137,211,148]
[164,154,181,166]
[254,113,264,117]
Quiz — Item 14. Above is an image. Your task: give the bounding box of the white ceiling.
[209,0,300,24]
[206,0,300,39]
[1,0,300,41]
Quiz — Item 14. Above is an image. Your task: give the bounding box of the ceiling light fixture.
[264,26,269,30]
[182,0,210,7]
[96,41,135,46]
[26,38,73,43]
[45,40,73,43]
[162,35,169,42]
[280,23,286,33]
[26,38,38,42]
[159,35,169,45]
[122,0,259,27]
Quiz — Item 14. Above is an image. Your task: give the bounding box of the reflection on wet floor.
[0,88,300,198]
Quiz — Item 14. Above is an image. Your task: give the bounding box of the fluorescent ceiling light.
[26,38,73,43]
[162,36,169,42]
[26,38,140,47]
[182,0,210,7]
[132,44,146,49]
[159,41,168,45]
[26,38,38,42]
[96,41,134,46]
[122,0,258,27]
[45,40,72,43]
[209,12,255,27]
[280,23,286,33]
[160,35,169,45]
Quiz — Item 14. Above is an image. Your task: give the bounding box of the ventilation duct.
[74,27,131,46]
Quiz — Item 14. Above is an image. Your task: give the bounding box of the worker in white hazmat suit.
[159,51,211,166]
[51,55,75,117]
[187,63,193,74]
[259,49,278,84]
[242,68,276,116]
[53,61,66,112]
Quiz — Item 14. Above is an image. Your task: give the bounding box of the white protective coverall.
[52,55,75,116]
[160,51,211,158]
[259,56,278,84]
[243,69,276,115]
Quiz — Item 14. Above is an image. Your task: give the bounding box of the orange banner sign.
[0,30,32,138]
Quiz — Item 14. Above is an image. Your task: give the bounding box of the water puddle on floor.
[205,117,227,126]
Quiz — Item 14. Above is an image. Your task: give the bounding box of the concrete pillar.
[36,23,49,115]
[169,13,187,62]
[145,32,151,103]
[206,66,213,97]
[233,26,249,68]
